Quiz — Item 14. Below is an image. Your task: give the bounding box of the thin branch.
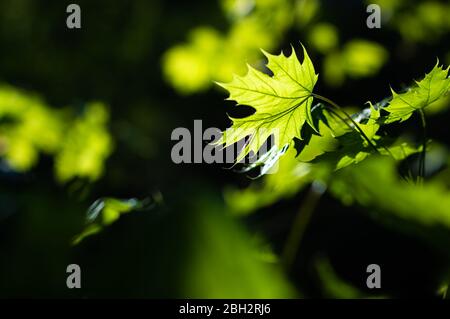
[312,94,380,153]
[282,182,325,271]
[418,109,427,183]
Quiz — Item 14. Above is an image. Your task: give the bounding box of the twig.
[312,94,380,153]
[282,181,326,271]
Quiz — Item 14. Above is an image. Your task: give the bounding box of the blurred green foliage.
[330,156,450,228]
[163,0,397,92]
[180,196,297,298]
[0,0,449,299]
[163,0,295,94]
[55,102,113,183]
[0,87,112,181]
[0,87,112,182]
[315,257,381,298]
[0,86,64,171]
[73,197,155,245]
[323,40,388,86]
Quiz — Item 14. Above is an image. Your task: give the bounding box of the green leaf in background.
[315,257,385,299]
[181,197,297,298]
[223,104,420,215]
[0,87,114,182]
[384,63,450,123]
[330,156,450,228]
[438,283,449,299]
[295,105,346,162]
[225,147,315,215]
[341,40,388,78]
[307,23,339,54]
[216,45,318,162]
[55,102,114,183]
[322,40,388,87]
[73,197,157,245]
[328,104,381,170]
[310,105,420,170]
[0,86,64,171]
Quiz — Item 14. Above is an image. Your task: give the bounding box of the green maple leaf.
[384,63,450,123]
[216,45,318,162]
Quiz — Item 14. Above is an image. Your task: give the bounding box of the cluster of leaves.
[218,45,450,229]
[0,86,113,182]
[217,44,450,296]
[217,46,448,172]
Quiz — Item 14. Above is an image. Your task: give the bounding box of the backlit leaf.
[216,45,318,162]
[384,63,450,123]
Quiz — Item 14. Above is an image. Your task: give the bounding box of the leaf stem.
[312,94,380,153]
[418,109,427,183]
[282,181,325,271]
